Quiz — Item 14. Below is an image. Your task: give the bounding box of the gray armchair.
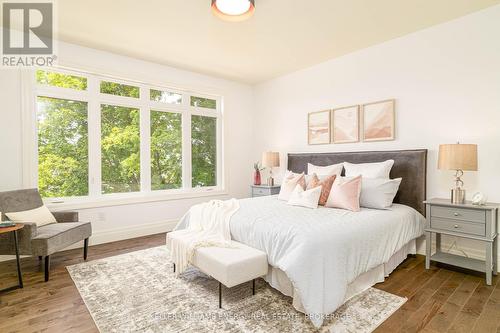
[0,189,92,281]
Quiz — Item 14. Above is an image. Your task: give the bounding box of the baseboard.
[0,219,178,262]
[64,219,179,250]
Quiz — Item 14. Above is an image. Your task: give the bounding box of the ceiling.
[54,0,500,84]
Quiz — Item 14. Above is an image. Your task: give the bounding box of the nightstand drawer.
[431,206,486,223]
[431,217,485,236]
[252,188,270,196]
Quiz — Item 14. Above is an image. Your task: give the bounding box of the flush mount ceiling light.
[211,0,255,22]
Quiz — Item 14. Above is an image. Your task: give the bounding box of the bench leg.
[219,282,222,309]
[83,238,89,261]
[252,279,255,295]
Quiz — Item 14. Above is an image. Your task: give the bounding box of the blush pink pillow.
[325,176,362,212]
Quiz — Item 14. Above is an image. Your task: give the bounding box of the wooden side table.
[0,223,24,292]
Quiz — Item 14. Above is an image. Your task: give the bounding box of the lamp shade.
[262,152,280,168]
[438,144,477,171]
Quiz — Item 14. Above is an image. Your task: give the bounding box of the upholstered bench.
[166,232,268,308]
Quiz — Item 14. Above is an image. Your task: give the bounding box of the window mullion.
[182,108,192,189]
[140,86,151,193]
[216,98,223,190]
[87,75,101,197]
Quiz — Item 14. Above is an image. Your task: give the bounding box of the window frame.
[23,67,225,209]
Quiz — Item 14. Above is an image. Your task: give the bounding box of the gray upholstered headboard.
[287,149,427,215]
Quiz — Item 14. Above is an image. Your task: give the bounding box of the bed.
[176,149,427,328]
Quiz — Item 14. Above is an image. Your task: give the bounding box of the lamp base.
[267,177,274,186]
[451,188,466,204]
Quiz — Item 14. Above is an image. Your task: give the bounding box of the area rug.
[67,246,405,333]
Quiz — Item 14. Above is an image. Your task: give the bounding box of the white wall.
[0,41,255,247]
[253,6,500,258]
[1,6,499,262]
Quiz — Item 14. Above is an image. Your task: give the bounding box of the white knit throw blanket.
[169,198,240,276]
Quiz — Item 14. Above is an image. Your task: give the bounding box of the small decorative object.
[253,162,264,185]
[0,222,16,228]
[262,152,280,186]
[438,143,478,204]
[471,192,487,206]
[332,105,359,143]
[308,110,331,145]
[362,99,395,142]
[211,0,255,22]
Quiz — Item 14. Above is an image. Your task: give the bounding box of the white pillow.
[278,172,305,201]
[344,160,394,179]
[360,178,402,209]
[307,163,343,176]
[6,205,57,227]
[287,184,322,209]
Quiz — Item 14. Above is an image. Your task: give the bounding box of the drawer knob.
[454,224,459,228]
[453,212,460,217]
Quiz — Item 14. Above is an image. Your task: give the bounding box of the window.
[191,115,217,187]
[36,70,87,90]
[190,96,217,109]
[100,81,140,98]
[101,105,141,194]
[33,69,222,202]
[37,97,88,198]
[150,89,182,104]
[150,111,182,190]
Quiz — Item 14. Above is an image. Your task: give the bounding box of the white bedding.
[175,195,425,328]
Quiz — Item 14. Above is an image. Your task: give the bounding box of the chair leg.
[219,282,222,309]
[44,256,50,282]
[173,263,176,273]
[83,238,89,260]
[252,279,255,295]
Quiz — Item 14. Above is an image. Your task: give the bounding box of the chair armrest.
[52,211,79,223]
[14,222,37,254]
[0,222,37,255]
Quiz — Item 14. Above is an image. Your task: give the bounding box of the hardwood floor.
[0,233,498,332]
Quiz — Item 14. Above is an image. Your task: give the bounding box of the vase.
[253,170,261,185]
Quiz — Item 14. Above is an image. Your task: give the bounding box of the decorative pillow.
[287,184,322,209]
[360,178,402,209]
[282,170,306,189]
[307,173,337,206]
[343,160,394,179]
[307,163,343,177]
[278,172,305,201]
[325,175,362,212]
[6,205,57,227]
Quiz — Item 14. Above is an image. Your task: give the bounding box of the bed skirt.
[264,239,417,313]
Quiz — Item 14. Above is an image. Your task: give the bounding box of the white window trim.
[22,67,226,209]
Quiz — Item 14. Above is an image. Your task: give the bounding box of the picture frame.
[362,99,395,142]
[308,110,331,145]
[332,105,359,143]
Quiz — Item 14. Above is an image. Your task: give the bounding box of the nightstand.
[250,185,280,197]
[424,198,499,285]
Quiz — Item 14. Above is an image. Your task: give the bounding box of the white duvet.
[175,195,425,328]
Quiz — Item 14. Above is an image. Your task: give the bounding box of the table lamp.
[262,152,280,186]
[438,143,477,204]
